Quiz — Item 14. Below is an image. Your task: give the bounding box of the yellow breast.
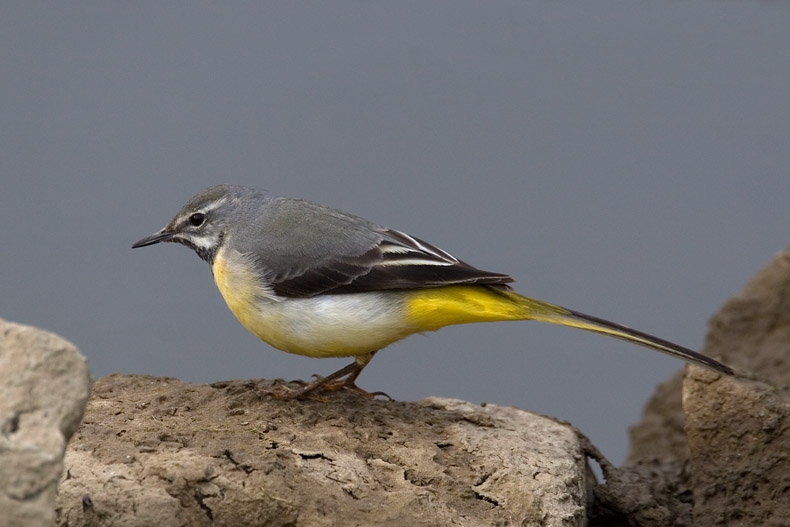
[212,248,268,325]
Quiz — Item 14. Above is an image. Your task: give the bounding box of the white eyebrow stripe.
[174,196,230,226]
[200,196,229,213]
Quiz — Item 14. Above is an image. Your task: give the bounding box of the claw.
[258,352,384,401]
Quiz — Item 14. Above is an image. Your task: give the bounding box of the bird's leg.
[284,351,384,400]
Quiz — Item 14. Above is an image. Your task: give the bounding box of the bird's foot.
[262,375,390,401]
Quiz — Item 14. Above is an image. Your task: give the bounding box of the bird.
[132,184,734,398]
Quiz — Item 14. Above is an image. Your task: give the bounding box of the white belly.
[231,292,417,358]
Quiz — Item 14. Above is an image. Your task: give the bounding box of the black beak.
[132,230,176,248]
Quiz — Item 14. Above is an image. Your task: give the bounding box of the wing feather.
[271,227,513,297]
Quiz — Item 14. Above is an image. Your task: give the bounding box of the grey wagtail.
[133,185,734,398]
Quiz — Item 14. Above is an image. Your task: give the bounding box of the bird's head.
[132,185,265,263]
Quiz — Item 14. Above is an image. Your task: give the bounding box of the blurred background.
[3,2,789,465]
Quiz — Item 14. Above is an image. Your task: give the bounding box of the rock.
[57,374,587,527]
[618,249,790,526]
[626,372,686,464]
[629,249,790,467]
[684,368,790,526]
[704,248,790,384]
[682,249,790,525]
[584,449,693,527]
[0,319,92,527]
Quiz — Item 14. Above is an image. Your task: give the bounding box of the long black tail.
[508,291,735,376]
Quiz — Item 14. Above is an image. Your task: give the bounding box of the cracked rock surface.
[57,374,587,527]
[0,319,91,527]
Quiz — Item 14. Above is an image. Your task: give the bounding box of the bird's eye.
[189,213,206,227]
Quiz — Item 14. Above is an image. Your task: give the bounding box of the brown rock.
[626,372,685,464]
[57,374,587,527]
[684,369,790,526]
[681,249,790,525]
[705,248,790,383]
[617,249,790,526]
[629,249,790,466]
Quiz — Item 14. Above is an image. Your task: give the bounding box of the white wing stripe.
[378,257,454,267]
[380,229,460,265]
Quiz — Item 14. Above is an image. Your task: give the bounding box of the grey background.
[3,2,789,464]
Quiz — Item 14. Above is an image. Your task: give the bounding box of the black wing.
[271,227,514,297]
